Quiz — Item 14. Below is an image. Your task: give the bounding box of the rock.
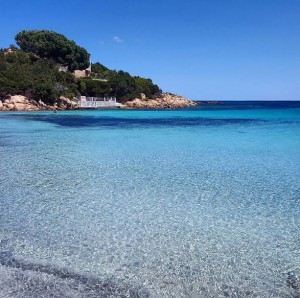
[13,103,27,111]
[26,105,40,111]
[29,100,39,107]
[57,96,78,109]
[10,95,28,104]
[59,104,67,110]
[0,94,91,112]
[70,100,78,108]
[60,96,71,105]
[125,93,197,109]
[3,103,14,110]
[140,93,146,100]
[38,100,47,107]
[24,103,40,111]
[0,95,55,111]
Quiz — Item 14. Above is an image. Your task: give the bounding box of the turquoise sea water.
[0,102,300,297]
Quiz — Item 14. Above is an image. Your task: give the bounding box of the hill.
[0,30,196,110]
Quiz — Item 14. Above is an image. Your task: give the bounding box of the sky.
[1,0,300,101]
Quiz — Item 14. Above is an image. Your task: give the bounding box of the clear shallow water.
[0,102,300,297]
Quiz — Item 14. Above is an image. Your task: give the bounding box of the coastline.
[0,95,78,112]
[0,93,198,112]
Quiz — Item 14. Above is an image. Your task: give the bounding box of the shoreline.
[0,93,199,112]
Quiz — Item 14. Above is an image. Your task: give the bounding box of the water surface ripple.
[0,102,300,297]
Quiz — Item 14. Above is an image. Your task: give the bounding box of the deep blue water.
[0,102,300,297]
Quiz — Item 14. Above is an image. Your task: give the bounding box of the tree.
[135,77,161,98]
[109,71,137,101]
[77,78,111,97]
[15,30,90,71]
[91,62,116,80]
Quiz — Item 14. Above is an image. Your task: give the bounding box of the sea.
[0,101,299,297]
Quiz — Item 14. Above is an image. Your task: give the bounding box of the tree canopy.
[15,30,90,71]
[77,78,111,97]
[91,65,161,101]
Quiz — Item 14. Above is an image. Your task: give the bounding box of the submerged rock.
[0,252,144,297]
[287,271,299,289]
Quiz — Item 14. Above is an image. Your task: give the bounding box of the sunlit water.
[0,102,300,297]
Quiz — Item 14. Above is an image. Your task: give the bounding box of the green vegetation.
[91,63,161,102]
[91,62,114,80]
[0,30,161,104]
[0,49,78,104]
[15,30,90,71]
[77,78,111,97]
[135,77,161,99]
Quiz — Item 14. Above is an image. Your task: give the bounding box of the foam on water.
[0,102,300,297]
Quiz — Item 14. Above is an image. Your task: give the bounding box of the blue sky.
[1,0,300,101]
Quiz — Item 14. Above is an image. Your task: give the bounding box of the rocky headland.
[125,93,197,109]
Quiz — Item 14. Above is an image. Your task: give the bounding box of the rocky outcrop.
[58,96,78,110]
[125,93,197,109]
[0,96,39,111]
[0,95,79,111]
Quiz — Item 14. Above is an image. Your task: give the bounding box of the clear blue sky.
[1,0,300,100]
